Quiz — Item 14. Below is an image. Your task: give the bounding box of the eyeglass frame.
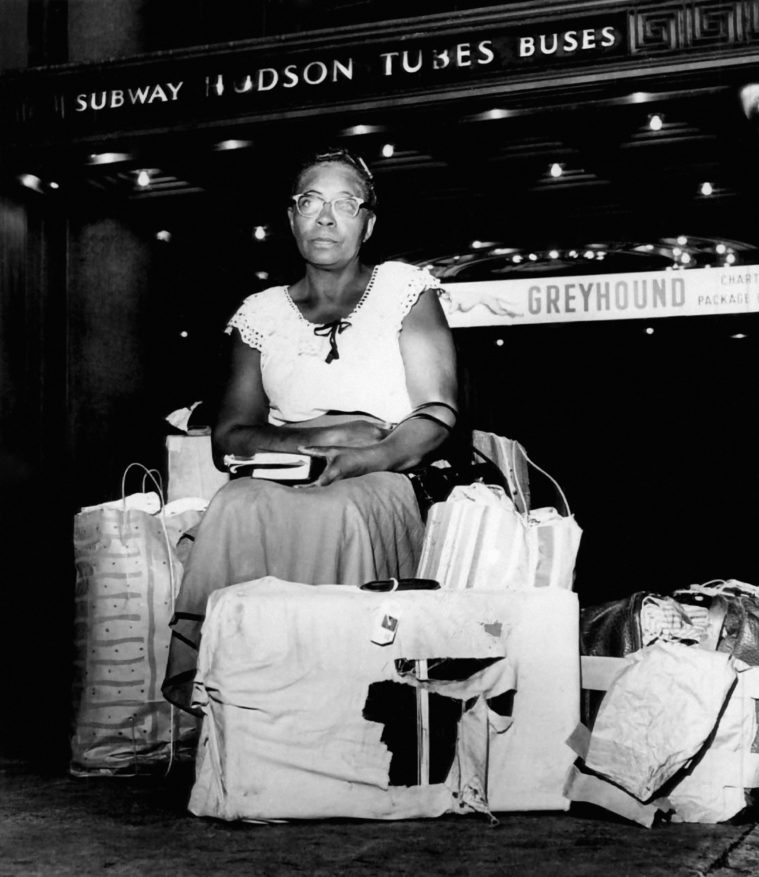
[290,192,372,219]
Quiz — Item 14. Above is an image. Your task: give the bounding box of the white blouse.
[225,260,441,426]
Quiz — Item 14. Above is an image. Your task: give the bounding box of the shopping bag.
[70,464,204,775]
[416,448,582,591]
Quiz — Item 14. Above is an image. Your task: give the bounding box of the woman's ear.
[363,213,376,243]
[287,206,295,234]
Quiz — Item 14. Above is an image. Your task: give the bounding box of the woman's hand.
[297,444,386,487]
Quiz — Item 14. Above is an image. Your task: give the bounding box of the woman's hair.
[291,147,377,211]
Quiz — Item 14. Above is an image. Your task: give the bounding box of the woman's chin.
[306,251,352,269]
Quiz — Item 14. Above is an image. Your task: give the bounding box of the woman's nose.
[316,201,336,224]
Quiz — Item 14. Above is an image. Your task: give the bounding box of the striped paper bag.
[70,481,202,775]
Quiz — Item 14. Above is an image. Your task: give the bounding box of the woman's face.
[288,161,375,269]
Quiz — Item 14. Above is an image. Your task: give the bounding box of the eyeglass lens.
[296,195,360,217]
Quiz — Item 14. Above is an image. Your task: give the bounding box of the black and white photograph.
[2,1,759,874]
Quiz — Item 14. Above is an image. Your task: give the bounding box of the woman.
[162,148,459,713]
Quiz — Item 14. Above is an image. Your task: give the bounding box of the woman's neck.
[289,262,376,323]
[301,261,372,301]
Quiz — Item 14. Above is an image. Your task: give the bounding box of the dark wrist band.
[412,401,459,418]
[398,412,453,432]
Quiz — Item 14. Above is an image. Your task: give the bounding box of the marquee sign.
[4,14,627,137]
[3,0,758,143]
[441,265,759,328]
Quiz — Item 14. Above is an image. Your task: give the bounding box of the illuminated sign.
[11,15,626,135]
[441,266,759,328]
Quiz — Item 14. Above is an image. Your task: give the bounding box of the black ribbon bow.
[313,318,352,364]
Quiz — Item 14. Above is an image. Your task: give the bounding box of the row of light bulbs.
[490,328,749,347]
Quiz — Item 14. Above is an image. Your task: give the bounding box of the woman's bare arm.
[211,335,389,469]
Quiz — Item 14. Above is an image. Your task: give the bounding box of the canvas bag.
[416,446,582,591]
[70,464,204,775]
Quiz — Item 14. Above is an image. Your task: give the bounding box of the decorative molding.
[745,0,759,38]
[631,5,685,53]
[690,2,744,46]
[631,1,759,54]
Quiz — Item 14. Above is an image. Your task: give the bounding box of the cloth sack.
[70,465,204,775]
[583,643,737,801]
[416,451,582,591]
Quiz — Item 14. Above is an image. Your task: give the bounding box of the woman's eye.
[334,199,357,216]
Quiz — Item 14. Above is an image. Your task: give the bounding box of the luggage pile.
[569,580,759,825]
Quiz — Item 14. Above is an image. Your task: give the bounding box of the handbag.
[70,464,204,776]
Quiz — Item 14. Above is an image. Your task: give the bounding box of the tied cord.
[313,318,351,364]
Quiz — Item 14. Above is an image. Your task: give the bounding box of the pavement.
[1,757,758,877]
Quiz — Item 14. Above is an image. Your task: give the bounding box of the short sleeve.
[385,262,443,326]
[224,289,280,351]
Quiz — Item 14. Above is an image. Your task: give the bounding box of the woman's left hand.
[297,444,383,487]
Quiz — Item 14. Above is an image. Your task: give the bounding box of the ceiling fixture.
[155,230,172,243]
[253,225,268,241]
[481,108,511,121]
[731,333,747,339]
[645,327,655,335]
[18,173,43,193]
[381,143,395,158]
[676,235,688,246]
[136,169,151,188]
[549,162,563,178]
[715,243,727,254]
[87,152,131,165]
[214,139,253,151]
[339,123,387,137]
[548,249,560,259]
[648,113,664,131]
[700,181,714,196]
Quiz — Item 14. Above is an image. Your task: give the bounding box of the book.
[222,452,313,482]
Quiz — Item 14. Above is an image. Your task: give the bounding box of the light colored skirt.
[162,471,425,712]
